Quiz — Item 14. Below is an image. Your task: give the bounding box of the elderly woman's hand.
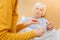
[46,22,54,30]
[24,18,39,26]
[34,27,44,37]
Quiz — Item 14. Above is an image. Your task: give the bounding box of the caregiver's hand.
[24,18,39,26]
[34,27,44,37]
[46,22,54,30]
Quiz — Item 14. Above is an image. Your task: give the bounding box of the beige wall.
[17,0,60,29]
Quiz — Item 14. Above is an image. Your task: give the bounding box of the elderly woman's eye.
[40,9,43,11]
[36,8,39,10]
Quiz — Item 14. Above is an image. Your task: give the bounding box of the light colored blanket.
[31,29,60,40]
[32,29,57,40]
[18,29,57,40]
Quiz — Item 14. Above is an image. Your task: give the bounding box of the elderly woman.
[18,2,54,40]
[19,2,53,33]
[0,0,54,40]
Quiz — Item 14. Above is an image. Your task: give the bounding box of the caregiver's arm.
[16,23,25,32]
[0,29,35,40]
[0,0,35,40]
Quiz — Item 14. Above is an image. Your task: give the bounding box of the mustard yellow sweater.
[0,0,35,40]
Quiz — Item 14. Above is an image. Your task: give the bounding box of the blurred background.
[17,0,60,29]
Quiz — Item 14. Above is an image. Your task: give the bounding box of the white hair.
[33,2,46,16]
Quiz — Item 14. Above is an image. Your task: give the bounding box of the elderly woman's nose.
[37,9,40,12]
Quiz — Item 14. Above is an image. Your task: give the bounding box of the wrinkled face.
[33,7,44,18]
